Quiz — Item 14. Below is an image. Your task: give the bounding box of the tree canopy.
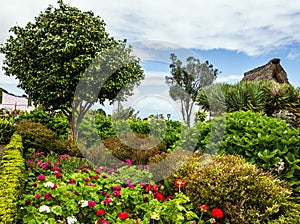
[165,53,219,126]
[0,0,144,113]
[0,1,144,139]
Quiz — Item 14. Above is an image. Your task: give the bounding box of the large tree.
[0,1,144,139]
[165,53,219,126]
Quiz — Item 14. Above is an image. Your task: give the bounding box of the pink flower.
[69,179,76,184]
[88,183,95,187]
[112,186,122,191]
[128,183,135,189]
[113,191,121,198]
[125,159,132,165]
[95,169,101,174]
[37,174,46,181]
[27,160,35,164]
[35,194,41,199]
[84,177,90,182]
[51,166,60,171]
[103,198,112,205]
[93,175,99,179]
[55,171,62,179]
[125,179,132,185]
[140,183,147,187]
[44,192,52,200]
[52,183,57,189]
[88,200,96,207]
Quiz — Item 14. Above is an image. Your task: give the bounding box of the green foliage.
[19,109,68,139]
[0,133,25,224]
[166,53,219,126]
[0,117,15,144]
[15,120,58,153]
[219,111,300,196]
[102,133,167,165]
[180,154,300,223]
[197,81,300,118]
[15,120,81,156]
[94,112,115,140]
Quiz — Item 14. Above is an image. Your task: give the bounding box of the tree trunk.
[68,113,75,141]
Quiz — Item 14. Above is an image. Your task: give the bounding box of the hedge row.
[0,133,25,224]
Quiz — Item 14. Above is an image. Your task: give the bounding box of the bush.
[15,120,58,153]
[0,118,15,144]
[102,133,167,165]
[179,154,300,223]
[219,111,300,196]
[0,133,26,223]
[19,109,68,139]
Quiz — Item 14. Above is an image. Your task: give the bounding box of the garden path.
[0,145,5,161]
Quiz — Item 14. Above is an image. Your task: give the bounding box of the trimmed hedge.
[0,133,25,223]
[0,118,15,144]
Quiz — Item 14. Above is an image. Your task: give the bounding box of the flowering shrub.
[180,154,300,223]
[17,150,222,223]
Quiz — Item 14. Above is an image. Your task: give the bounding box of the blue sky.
[0,0,300,119]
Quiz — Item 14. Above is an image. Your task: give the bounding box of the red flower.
[174,179,186,189]
[44,192,52,200]
[88,200,96,207]
[118,212,129,219]
[154,192,164,201]
[35,194,41,199]
[69,179,76,184]
[84,177,90,182]
[212,208,224,219]
[200,204,209,211]
[54,171,62,179]
[37,174,46,181]
[96,209,106,216]
[125,159,132,165]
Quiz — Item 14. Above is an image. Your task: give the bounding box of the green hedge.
[0,118,15,144]
[0,133,25,224]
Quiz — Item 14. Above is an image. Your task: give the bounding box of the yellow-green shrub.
[0,133,25,224]
[176,154,300,223]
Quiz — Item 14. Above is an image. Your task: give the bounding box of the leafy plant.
[0,117,15,144]
[176,154,300,223]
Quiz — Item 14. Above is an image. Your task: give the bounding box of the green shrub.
[0,133,25,224]
[0,118,15,144]
[15,120,58,153]
[102,133,167,165]
[219,111,300,196]
[19,109,68,139]
[179,154,300,223]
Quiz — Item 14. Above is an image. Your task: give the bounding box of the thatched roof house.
[242,58,290,84]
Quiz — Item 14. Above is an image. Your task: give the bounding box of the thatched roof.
[242,58,289,84]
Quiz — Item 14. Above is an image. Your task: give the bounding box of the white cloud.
[1,0,300,57]
[215,74,244,84]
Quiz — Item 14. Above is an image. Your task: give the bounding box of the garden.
[0,1,300,223]
[0,80,300,223]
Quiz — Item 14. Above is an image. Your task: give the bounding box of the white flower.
[78,200,88,208]
[67,216,77,224]
[43,222,49,224]
[39,205,50,213]
[44,182,55,188]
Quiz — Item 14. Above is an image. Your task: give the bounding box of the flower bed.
[17,150,223,223]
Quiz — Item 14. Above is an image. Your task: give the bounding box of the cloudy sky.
[1,0,300,119]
